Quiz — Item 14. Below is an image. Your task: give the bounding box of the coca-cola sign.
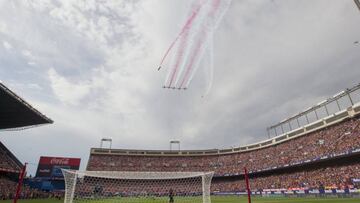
[50,158,69,165]
[38,156,81,166]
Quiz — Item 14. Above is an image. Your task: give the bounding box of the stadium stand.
[0,175,56,200]
[87,102,360,193]
[88,116,360,174]
[0,143,55,200]
[0,81,54,200]
[0,142,22,173]
[0,142,22,200]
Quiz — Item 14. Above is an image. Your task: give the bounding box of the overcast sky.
[1,0,360,175]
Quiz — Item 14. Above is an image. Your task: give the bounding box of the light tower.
[100,138,112,149]
[169,140,180,151]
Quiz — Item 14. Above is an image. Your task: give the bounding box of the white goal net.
[62,170,214,203]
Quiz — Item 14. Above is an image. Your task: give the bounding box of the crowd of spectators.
[0,143,21,172]
[70,162,360,196]
[0,175,61,200]
[0,146,62,200]
[250,163,360,190]
[1,143,63,200]
[85,116,360,191]
[0,176,15,200]
[211,163,360,192]
[87,117,360,176]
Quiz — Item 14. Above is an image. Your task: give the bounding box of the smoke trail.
[160,0,232,92]
[158,0,207,70]
[172,2,212,88]
[177,1,217,88]
[178,31,207,89]
[202,33,214,97]
[166,29,190,88]
[180,0,225,89]
[183,36,210,89]
[163,2,205,87]
[202,0,231,95]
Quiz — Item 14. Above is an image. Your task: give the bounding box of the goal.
[62,170,214,203]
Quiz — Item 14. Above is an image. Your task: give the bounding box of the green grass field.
[1,196,360,203]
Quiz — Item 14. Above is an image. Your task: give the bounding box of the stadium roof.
[0,82,53,130]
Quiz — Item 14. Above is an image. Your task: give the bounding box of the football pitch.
[1,196,360,203]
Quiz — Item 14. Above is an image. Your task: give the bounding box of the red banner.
[39,156,81,166]
[36,156,80,178]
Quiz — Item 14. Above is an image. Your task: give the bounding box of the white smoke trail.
[202,33,214,97]
[159,0,208,70]
[163,34,184,88]
[174,1,212,89]
[174,3,210,88]
[161,0,232,92]
[179,1,217,89]
[183,33,210,88]
[183,0,232,89]
[163,0,208,88]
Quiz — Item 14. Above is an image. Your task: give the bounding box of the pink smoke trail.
[166,30,190,87]
[178,32,205,89]
[158,1,206,70]
[178,0,221,89]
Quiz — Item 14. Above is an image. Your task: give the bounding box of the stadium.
[83,84,360,201]
[1,1,360,203]
[1,81,360,203]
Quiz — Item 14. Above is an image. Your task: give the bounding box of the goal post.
[62,170,214,203]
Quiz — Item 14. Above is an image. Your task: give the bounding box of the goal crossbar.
[64,170,213,180]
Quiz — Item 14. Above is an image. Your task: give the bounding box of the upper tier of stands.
[0,142,22,173]
[89,102,360,157]
[87,110,360,176]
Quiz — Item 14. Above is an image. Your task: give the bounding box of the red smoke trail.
[178,33,205,89]
[167,30,190,87]
[212,0,221,19]
[158,1,206,69]
[178,0,221,89]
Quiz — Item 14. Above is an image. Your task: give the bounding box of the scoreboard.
[35,156,81,178]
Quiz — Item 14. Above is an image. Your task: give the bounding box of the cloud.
[48,68,91,105]
[2,41,12,50]
[0,22,7,33]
